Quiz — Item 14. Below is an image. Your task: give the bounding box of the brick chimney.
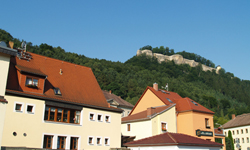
[232,114,235,119]
[109,90,112,94]
[147,107,156,117]
[153,83,158,91]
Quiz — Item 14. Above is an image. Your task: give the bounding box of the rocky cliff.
[137,50,221,74]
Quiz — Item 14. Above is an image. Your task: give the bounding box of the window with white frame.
[89,113,95,121]
[97,114,103,122]
[127,124,131,131]
[25,77,38,87]
[70,137,78,150]
[104,137,110,146]
[161,122,167,132]
[26,104,35,114]
[105,115,111,123]
[43,135,53,149]
[246,128,248,133]
[96,137,102,145]
[88,136,94,145]
[14,102,24,112]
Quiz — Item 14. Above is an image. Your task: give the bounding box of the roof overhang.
[0,45,17,56]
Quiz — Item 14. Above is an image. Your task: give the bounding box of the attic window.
[191,100,198,106]
[166,98,173,103]
[161,90,167,94]
[53,88,61,95]
[26,77,38,87]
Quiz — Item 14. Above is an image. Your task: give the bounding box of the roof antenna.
[162,83,168,91]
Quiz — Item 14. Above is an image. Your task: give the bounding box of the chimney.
[153,83,158,91]
[232,114,235,119]
[109,90,112,94]
[9,41,14,49]
[108,103,110,108]
[147,107,156,117]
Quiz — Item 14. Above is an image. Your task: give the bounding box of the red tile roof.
[124,132,223,147]
[214,128,224,136]
[103,90,134,108]
[222,113,250,129]
[122,104,175,123]
[130,87,214,115]
[6,52,121,112]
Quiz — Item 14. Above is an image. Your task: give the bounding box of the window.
[247,137,249,143]
[242,138,244,143]
[161,122,167,132]
[127,111,130,115]
[44,106,80,124]
[234,139,235,143]
[26,104,35,114]
[233,131,235,135]
[14,102,24,112]
[97,114,103,122]
[122,111,125,117]
[225,132,227,136]
[88,136,94,145]
[57,136,66,149]
[70,137,78,150]
[53,88,61,95]
[43,135,53,149]
[26,77,38,87]
[105,115,110,123]
[104,137,110,146]
[89,113,95,121]
[241,129,243,134]
[127,124,131,131]
[96,137,102,145]
[237,130,239,134]
[246,128,248,133]
[166,98,173,103]
[205,118,210,128]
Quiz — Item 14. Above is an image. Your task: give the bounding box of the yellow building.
[1,47,122,150]
[121,104,176,140]
[0,42,17,150]
[128,83,225,149]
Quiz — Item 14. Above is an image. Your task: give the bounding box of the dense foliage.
[1,29,250,127]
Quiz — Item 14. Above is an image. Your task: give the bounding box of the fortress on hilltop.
[137,49,221,74]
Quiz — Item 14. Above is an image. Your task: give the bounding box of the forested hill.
[1,28,250,126]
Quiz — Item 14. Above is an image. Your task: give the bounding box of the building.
[103,90,134,117]
[1,47,122,150]
[223,114,250,150]
[125,83,225,149]
[0,42,17,150]
[122,104,176,140]
[124,132,223,150]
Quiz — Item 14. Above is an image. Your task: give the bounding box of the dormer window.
[53,88,61,95]
[25,77,38,87]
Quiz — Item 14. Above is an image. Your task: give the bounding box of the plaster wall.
[131,89,165,115]
[0,54,10,96]
[121,120,152,140]
[2,95,121,150]
[128,145,221,150]
[224,125,250,150]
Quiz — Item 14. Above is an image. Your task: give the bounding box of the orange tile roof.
[103,90,134,108]
[124,132,223,147]
[222,113,250,129]
[122,104,175,123]
[6,52,121,112]
[130,86,214,115]
[214,128,224,136]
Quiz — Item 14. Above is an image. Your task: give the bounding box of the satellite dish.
[0,41,7,47]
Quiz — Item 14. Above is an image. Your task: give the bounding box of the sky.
[1,1,250,80]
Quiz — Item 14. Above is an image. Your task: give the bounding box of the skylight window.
[53,88,61,95]
[166,98,173,103]
[161,90,167,94]
[191,100,198,106]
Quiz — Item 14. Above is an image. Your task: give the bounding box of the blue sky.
[1,1,250,80]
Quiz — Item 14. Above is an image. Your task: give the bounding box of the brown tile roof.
[122,104,175,123]
[124,132,223,147]
[130,87,214,115]
[222,113,250,129]
[6,52,122,112]
[102,90,134,108]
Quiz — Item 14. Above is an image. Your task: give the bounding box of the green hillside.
[1,28,250,126]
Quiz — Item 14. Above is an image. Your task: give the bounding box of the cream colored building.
[0,43,17,150]
[121,104,177,140]
[1,49,122,150]
[223,114,250,150]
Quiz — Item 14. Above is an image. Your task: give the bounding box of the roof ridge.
[26,52,91,70]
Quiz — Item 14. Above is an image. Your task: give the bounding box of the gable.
[130,89,165,115]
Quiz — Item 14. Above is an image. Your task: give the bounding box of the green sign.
[196,129,213,137]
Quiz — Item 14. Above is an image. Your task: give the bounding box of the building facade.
[1,48,122,150]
